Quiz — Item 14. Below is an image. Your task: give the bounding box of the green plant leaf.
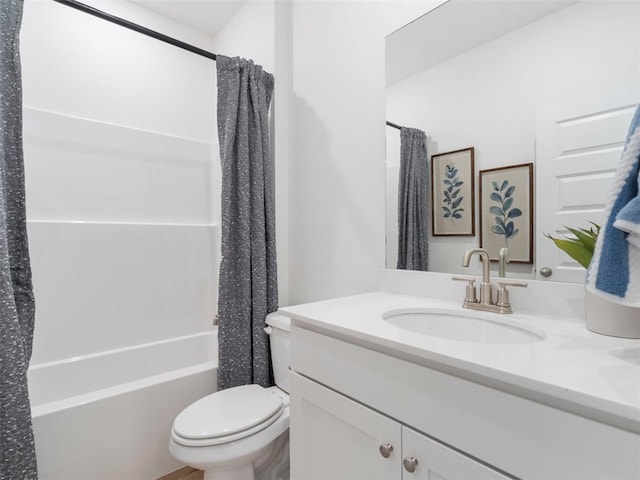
[585,223,601,239]
[565,226,596,250]
[577,227,597,240]
[545,222,600,270]
[545,235,593,268]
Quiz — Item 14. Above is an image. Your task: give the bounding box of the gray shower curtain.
[216,55,277,391]
[0,0,38,478]
[397,127,429,271]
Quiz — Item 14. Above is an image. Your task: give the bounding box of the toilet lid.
[173,384,283,441]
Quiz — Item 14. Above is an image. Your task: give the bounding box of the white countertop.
[280,291,640,433]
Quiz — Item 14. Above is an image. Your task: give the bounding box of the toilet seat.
[172,384,284,447]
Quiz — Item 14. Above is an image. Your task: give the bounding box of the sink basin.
[383,308,545,345]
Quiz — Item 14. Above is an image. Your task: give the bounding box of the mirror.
[385,0,639,281]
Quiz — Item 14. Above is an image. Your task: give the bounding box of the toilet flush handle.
[264,326,273,334]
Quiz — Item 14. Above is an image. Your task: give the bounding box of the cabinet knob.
[379,443,393,458]
[539,267,553,277]
[403,456,419,473]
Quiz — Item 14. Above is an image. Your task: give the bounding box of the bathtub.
[28,331,217,480]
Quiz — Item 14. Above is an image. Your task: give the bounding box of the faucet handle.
[452,275,476,282]
[496,280,527,308]
[498,280,528,288]
[452,276,478,304]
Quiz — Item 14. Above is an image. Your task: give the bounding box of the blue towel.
[587,103,640,306]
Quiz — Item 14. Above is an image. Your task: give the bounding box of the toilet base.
[255,430,289,480]
[203,463,254,480]
[201,431,289,480]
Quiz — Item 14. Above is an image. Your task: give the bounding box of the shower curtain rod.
[52,0,218,61]
[386,121,402,130]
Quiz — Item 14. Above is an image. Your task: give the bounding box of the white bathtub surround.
[282,290,640,479]
[23,108,214,225]
[28,331,217,480]
[22,107,220,478]
[19,3,268,479]
[27,220,218,364]
[23,108,218,364]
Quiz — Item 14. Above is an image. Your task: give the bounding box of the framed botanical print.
[479,163,534,263]
[430,147,475,236]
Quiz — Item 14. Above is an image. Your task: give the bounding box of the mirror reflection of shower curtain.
[0,0,38,478]
[397,127,429,271]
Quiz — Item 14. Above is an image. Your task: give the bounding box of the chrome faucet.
[498,247,509,278]
[453,248,527,314]
[462,248,492,305]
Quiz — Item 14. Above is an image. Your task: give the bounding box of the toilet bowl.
[169,313,291,480]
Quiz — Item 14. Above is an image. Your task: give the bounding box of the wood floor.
[157,466,203,480]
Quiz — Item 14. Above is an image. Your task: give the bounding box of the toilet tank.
[265,312,291,393]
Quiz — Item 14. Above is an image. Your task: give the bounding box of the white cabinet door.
[290,372,402,480]
[402,427,510,480]
[535,86,638,282]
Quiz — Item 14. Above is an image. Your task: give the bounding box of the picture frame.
[430,147,475,236]
[479,163,534,263]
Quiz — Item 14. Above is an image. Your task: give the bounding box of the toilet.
[169,313,291,480]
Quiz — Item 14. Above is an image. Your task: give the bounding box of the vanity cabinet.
[290,371,511,480]
[288,323,640,480]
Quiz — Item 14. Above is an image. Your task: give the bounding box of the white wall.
[274,1,293,307]
[288,0,443,304]
[386,1,640,278]
[22,0,217,141]
[212,0,275,71]
[21,0,219,363]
